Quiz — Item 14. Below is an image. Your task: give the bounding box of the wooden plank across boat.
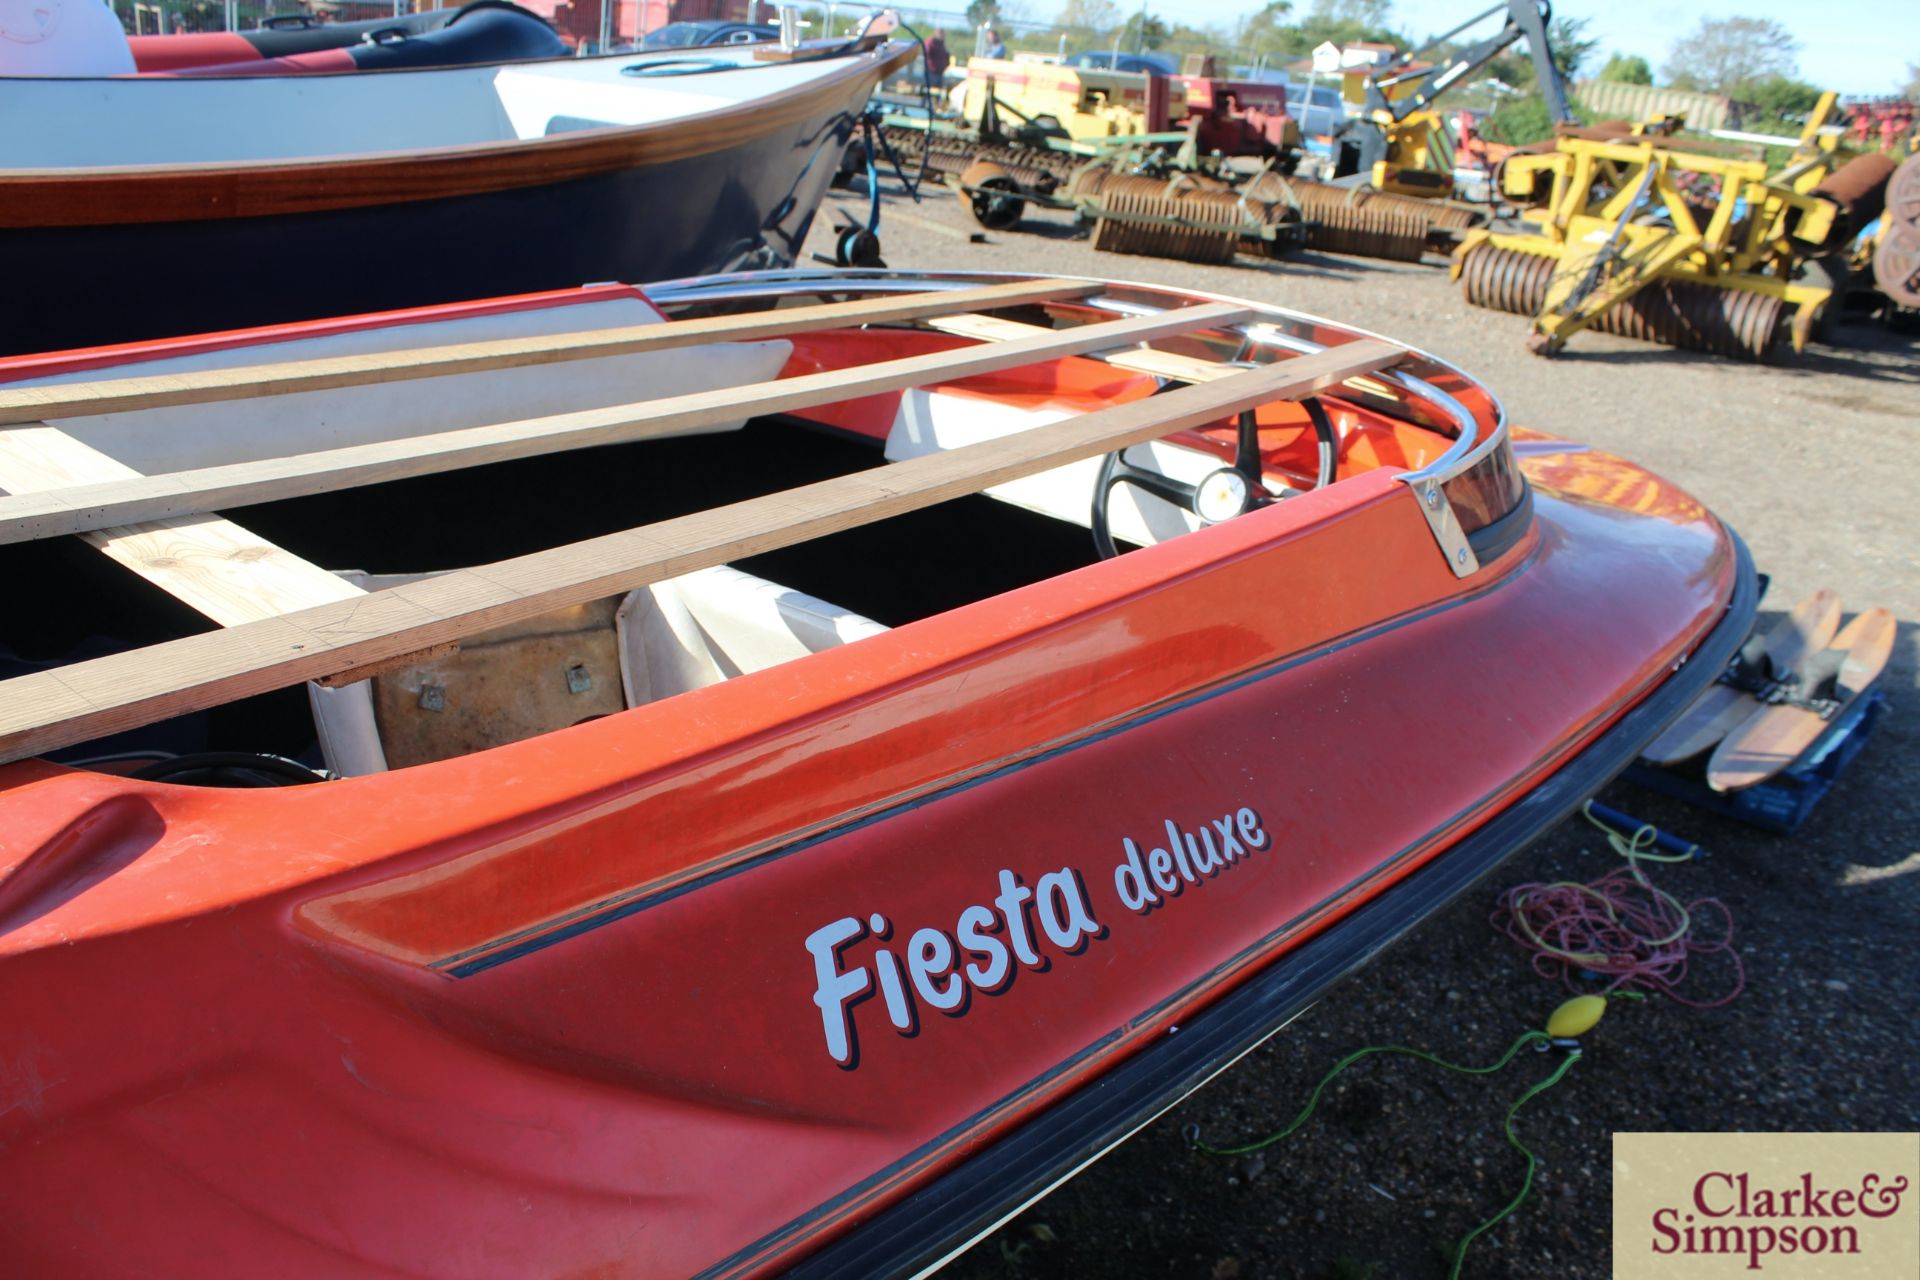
[0,33,917,354]
[0,270,1757,1278]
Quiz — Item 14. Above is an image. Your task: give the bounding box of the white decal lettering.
[806,916,869,1067]
[1148,845,1181,896]
[908,927,964,1011]
[1238,806,1268,849]
[1036,868,1102,950]
[994,869,1041,966]
[1115,837,1159,912]
[803,797,1273,1064]
[870,913,915,1031]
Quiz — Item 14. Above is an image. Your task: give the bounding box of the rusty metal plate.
[371,597,625,769]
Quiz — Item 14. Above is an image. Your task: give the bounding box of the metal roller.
[1872,153,1920,310]
[1459,242,1553,314]
[1065,169,1233,199]
[881,126,1075,191]
[1297,202,1428,262]
[1245,175,1486,233]
[1089,192,1241,264]
[1071,170,1275,265]
[1599,281,1784,361]
[1459,243,1786,360]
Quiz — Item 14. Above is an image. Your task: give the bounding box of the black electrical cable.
[130,752,331,788]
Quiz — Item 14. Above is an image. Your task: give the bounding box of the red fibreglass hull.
[0,280,1752,1277]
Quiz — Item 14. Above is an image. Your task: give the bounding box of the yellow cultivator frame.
[1454,94,1856,359]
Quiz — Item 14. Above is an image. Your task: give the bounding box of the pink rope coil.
[1492,806,1746,1008]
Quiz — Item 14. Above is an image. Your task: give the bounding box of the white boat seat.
[309,565,887,775]
[619,563,890,703]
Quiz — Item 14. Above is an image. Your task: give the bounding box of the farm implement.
[1453,95,1898,360]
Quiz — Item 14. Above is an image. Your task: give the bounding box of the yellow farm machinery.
[1334,0,1573,199]
[1453,95,1901,360]
[868,49,1492,267]
[882,103,1487,266]
[943,145,1495,265]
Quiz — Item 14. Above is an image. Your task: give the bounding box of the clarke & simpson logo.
[1614,1133,1919,1278]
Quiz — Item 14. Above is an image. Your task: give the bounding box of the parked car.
[640,21,777,49]
[1063,49,1177,76]
[1284,79,1350,136]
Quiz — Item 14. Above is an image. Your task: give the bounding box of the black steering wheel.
[1090,395,1338,560]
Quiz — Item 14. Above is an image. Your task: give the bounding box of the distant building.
[1339,41,1398,69]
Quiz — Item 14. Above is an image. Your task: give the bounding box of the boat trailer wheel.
[833,225,885,268]
[960,160,1026,231]
[1090,396,1337,560]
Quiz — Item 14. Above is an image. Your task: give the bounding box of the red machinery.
[1178,59,1300,159]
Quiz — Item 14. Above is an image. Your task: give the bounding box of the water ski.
[1707,608,1895,792]
[1640,588,1841,765]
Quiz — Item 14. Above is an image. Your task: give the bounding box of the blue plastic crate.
[1621,689,1889,834]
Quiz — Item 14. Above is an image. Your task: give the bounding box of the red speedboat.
[0,270,1754,1276]
[129,3,568,77]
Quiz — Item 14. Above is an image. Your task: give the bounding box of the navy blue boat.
[0,34,913,355]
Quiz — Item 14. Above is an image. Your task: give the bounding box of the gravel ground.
[803,184,1920,1279]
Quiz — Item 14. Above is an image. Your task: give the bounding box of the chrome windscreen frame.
[647,268,1521,578]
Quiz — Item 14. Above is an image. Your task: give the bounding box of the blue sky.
[1539,0,1916,95]
[1025,0,1918,96]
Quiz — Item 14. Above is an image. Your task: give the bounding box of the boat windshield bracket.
[1386,371,1491,579]
[1407,476,1479,578]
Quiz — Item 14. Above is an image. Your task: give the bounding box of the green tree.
[1903,62,1918,100]
[1120,10,1170,51]
[1742,75,1826,134]
[1544,15,1596,81]
[1233,0,1293,55]
[1483,93,1590,146]
[1059,0,1120,36]
[1313,0,1391,25]
[1598,53,1654,85]
[1662,17,1798,94]
[1257,0,1409,61]
[966,0,1001,32]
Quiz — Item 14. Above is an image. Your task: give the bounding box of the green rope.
[1445,1047,1579,1279]
[1194,1030,1550,1156]
[1580,800,1697,865]
[1193,1029,1580,1278]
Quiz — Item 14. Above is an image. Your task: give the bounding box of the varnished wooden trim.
[0,43,916,229]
